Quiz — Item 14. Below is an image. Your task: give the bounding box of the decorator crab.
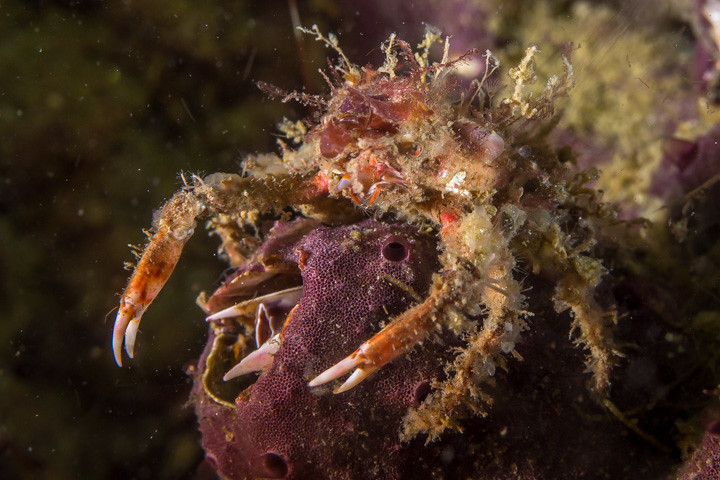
[113,27,622,439]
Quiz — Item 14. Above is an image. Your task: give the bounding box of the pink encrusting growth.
[194,219,445,479]
[678,419,720,480]
[192,219,699,480]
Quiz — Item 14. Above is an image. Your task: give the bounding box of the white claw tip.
[112,337,123,367]
[124,318,141,359]
[223,334,280,381]
[308,355,361,388]
[334,368,372,394]
[206,305,240,322]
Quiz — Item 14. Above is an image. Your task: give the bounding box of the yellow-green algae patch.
[489,1,696,220]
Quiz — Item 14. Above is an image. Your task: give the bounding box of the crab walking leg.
[309,290,442,393]
[112,172,331,367]
[113,190,205,366]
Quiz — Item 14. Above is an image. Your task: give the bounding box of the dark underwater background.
[1,1,714,479]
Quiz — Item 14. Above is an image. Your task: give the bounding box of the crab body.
[113,31,620,445]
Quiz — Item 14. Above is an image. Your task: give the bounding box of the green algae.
[489,1,696,220]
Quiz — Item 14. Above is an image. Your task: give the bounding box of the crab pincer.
[309,289,441,393]
[112,173,332,367]
[113,190,205,366]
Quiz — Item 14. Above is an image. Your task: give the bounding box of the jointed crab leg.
[113,190,205,366]
[308,213,522,394]
[113,172,330,367]
[309,285,442,393]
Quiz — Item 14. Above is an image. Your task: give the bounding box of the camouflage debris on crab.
[113,26,620,441]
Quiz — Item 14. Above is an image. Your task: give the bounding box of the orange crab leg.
[309,294,438,393]
[112,224,190,366]
[113,190,204,366]
[337,174,363,205]
[366,184,382,205]
[112,173,331,368]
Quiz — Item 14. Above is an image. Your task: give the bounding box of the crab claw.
[113,226,189,366]
[205,286,303,323]
[308,347,378,393]
[223,304,300,381]
[113,190,204,366]
[223,334,281,381]
[309,294,438,393]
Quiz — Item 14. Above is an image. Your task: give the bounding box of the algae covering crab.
[113,26,624,445]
